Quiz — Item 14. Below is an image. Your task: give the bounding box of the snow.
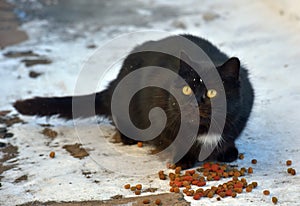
[1,0,300,205]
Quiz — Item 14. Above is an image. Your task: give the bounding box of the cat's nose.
[193,90,205,103]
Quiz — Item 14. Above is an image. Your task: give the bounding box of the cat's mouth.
[183,114,210,129]
[181,106,211,127]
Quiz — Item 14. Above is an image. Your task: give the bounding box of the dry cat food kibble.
[287,168,296,175]
[49,151,55,158]
[251,159,257,164]
[286,160,292,166]
[136,184,142,190]
[158,170,166,180]
[173,187,180,193]
[168,164,177,169]
[142,199,150,204]
[272,196,278,204]
[137,142,143,147]
[248,167,253,174]
[263,190,270,195]
[124,184,130,189]
[155,199,161,205]
[238,153,244,160]
[290,169,296,175]
[175,166,182,174]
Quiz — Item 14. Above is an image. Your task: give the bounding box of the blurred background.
[2,0,300,48]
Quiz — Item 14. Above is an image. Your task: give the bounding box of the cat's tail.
[13,91,111,119]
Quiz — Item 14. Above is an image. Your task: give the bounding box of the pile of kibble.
[159,162,258,201]
[124,157,296,205]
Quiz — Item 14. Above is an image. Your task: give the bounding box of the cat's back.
[180,34,229,65]
[123,34,228,73]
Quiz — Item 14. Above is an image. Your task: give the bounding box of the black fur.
[13,34,254,169]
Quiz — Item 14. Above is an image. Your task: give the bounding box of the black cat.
[14,34,254,169]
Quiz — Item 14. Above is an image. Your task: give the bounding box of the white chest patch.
[197,134,223,146]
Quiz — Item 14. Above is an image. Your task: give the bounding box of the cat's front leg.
[175,142,201,169]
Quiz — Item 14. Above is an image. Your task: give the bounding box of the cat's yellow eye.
[182,85,192,96]
[207,89,217,98]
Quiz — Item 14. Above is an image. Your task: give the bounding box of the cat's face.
[171,55,240,131]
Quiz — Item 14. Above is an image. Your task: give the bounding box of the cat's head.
[174,52,240,130]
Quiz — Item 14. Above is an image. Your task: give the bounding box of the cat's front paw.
[117,132,138,145]
[175,155,198,169]
[175,160,195,170]
[121,137,138,145]
[217,146,238,162]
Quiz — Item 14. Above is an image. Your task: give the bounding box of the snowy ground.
[0,0,300,205]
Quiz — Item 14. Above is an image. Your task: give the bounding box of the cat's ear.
[219,57,240,81]
[180,51,192,64]
[179,51,196,76]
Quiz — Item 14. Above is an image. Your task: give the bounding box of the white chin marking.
[197,134,222,146]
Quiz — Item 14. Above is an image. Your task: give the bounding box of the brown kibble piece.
[248,167,253,174]
[49,151,55,158]
[135,190,141,195]
[159,171,166,180]
[290,168,296,175]
[136,184,142,190]
[196,188,204,194]
[240,167,246,172]
[234,188,243,193]
[286,160,292,166]
[207,191,214,198]
[124,184,130,189]
[234,171,241,177]
[272,196,278,204]
[137,142,143,147]
[175,166,182,174]
[155,199,161,205]
[241,177,247,183]
[159,174,166,180]
[185,185,191,189]
[130,186,136,191]
[219,192,226,198]
[174,187,180,193]
[287,167,296,175]
[251,182,258,188]
[143,199,150,204]
[168,164,177,169]
[239,153,244,160]
[263,190,270,195]
[158,170,164,175]
[251,159,257,164]
[222,172,229,178]
[169,173,175,181]
[246,186,252,192]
